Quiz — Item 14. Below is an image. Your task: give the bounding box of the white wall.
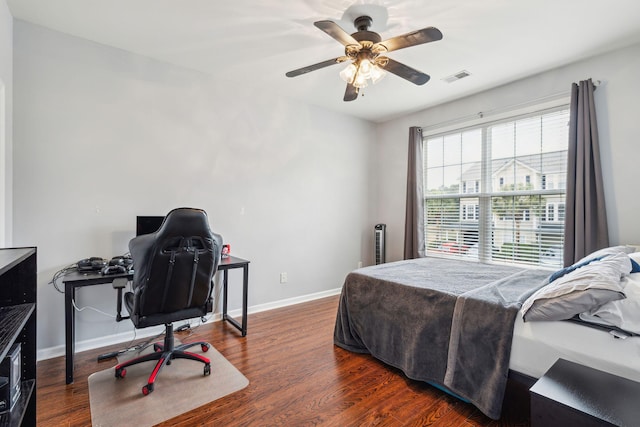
[375,42,640,263]
[12,21,375,353]
[0,0,12,246]
[14,16,639,357]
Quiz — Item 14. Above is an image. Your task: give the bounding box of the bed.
[333,248,640,420]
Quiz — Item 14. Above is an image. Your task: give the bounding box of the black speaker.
[0,343,21,413]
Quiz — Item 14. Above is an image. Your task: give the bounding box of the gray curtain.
[403,127,426,259]
[563,78,609,266]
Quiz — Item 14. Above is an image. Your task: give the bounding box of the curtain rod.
[420,79,600,133]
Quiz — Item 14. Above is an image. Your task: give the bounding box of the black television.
[136,216,165,236]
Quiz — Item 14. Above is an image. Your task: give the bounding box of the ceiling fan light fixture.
[340,63,357,83]
[359,58,373,75]
[370,64,386,84]
[352,70,368,89]
[340,59,386,88]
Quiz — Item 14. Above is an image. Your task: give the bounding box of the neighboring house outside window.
[423,106,569,268]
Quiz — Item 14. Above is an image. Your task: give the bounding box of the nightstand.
[530,358,640,426]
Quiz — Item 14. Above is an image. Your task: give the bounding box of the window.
[463,180,480,194]
[461,203,479,221]
[545,204,555,221]
[543,202,565,223]
[423,106,569,268]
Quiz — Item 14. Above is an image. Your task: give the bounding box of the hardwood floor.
[37,295,530,426]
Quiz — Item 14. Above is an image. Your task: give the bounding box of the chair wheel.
[142,383,154,395]
[201,343,210,352]
[204,363,211,376]
[115,368,126,379]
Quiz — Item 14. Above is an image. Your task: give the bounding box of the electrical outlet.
[280,272,288,283]
[358,261,363,268]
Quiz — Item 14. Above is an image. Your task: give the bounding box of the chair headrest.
[156,208,213,239]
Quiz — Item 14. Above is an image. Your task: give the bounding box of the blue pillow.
[549,256,604,282]
[631,257,640,273]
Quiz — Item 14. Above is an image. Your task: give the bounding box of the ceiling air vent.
[442,70,471,83]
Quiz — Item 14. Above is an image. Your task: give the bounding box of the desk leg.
[241,265,248,336]
[65,283,75,384]
[220,265,248,336]
[222,269,229,321]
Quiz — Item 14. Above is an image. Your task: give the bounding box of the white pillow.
[521,252,630,321]
[575,245,635,264]
[580,273,640,334]
[629,252,640,264]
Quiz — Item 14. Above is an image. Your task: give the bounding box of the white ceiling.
[8,0,640,123]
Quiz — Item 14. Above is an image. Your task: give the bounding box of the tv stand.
[0,248,37,427]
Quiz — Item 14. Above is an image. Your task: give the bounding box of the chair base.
[114,323,211,395]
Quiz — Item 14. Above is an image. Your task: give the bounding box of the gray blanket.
[333,257,549,419]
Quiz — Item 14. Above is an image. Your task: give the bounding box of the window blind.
[423,106,569,268]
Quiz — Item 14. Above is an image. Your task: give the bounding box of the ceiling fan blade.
[379,58,430,85]
[314,20,360,46]
[286,57,347,78]
[344,83,358,102]
[377,27,443,52]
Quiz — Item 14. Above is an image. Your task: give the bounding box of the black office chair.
[114,207,223,395]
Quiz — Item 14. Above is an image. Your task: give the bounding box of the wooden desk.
[62,255,249,384]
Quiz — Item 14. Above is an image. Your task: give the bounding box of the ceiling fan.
[286,15,443,102]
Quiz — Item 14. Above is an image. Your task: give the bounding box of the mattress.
[510,315,640,382]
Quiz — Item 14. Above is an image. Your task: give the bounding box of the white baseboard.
[242,287,342,316]
[37,287,342,361]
